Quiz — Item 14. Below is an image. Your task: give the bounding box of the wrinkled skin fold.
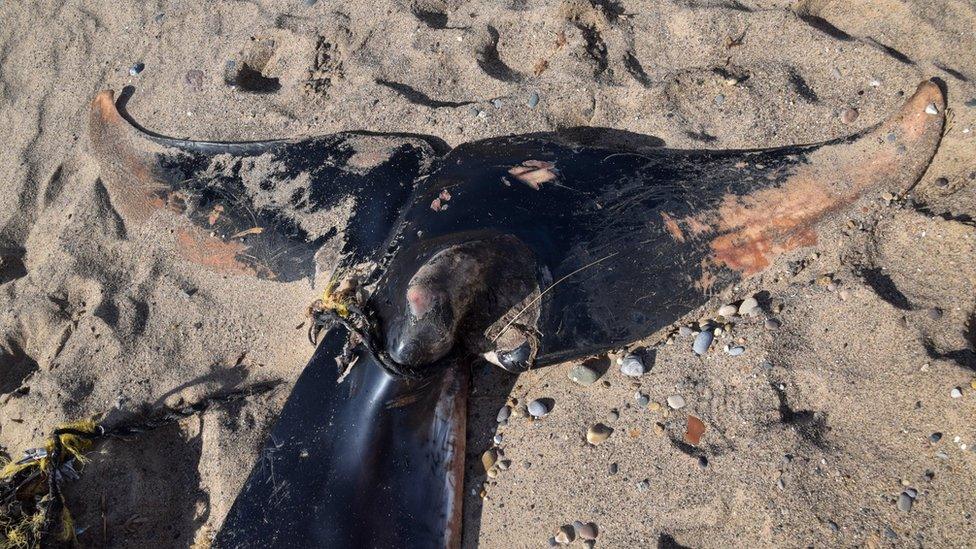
[88,81,944,548]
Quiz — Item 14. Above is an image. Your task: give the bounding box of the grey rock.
[765,318,782,330]
[129,62,145,76]
[738,297,759,315]
[667,394,686,409]
[496,405,511,423]
[679,325,693,337]
[568,364,600,386]
[528,399,549,418]
[635,392,650,407]
[905,488,918,499]
[528,92,540,108]
[726,345,745,356]
[950,387,962,399]
[884,526,898,539]
[897,492,913,512]
[620,353,647,377]
[718,304,738,317]
[693,330,714,355]
[929,432,942,443]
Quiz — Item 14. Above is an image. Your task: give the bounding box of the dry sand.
[1,0,975,547]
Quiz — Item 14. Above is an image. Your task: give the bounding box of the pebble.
[827,520,839,532]
[726,345,746,357]
[636,479,650,491]
[840,108,859,124]
[635,392,650,407]
[587,423,614,445]
[568,364,600,386]
[492,98,503,109]
[693,330,714,355]
[619,353,647,377]
[884,526,898,539]
[927,307,943,319]
[925,103,939,115]
[497,459,511,471]
[528,92,540,108]
[714,94,725,105]
[667,394,686,409]
[905,488,918,498]
[929,432,942,443]
[950,387,962,399]
[653,423,665,436]
[869,78,882,87]
[765,318,781,330]
[496,405,511,423]
[897,492,913,512]
[718,304,738,317]
[935,177,949,187]
[648,401,661,412]
[679,325,693,337]
[493,433,504,445]
[972,379,976,390]
[608,462,618,475]
[481,449,497,471]
[575,522,598,541]
[698,455,708,468]
[129,62,145,76]
[528,399,550,418]
[554,524,575,545]
[738,297,759,315]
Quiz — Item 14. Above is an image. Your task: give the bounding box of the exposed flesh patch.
[682,81,944,278]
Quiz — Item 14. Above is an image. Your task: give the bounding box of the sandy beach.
[1,0,974,547]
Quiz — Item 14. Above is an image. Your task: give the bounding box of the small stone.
[726,345,745,356]
[528,92,540,108]
[924,103,939,115]
[929,432,942,443]
[950,387,962,399]
[635,392,650,407]
[667,394,686,409]
[884,526,898,539]
[497,459,511,471]
[698,455,708,468]
[693,330,714,355]
[619,353,647,377]
[608,409,619,421]
[897,493,913,512]
[528,399,550,418]
[481,449,497,472]
[653,422,665,436]
[773,303,784,314]
[678,326,693,337]
[555,525,575,545]
[927,307,943,319]
[971,378,976,390]
[129,62,145,76]
[827,520,839,532]
[816,274,833,286]
[493,433,504,445]
[718,304,738,317]
[935,177,949,187]
[576,522,598,541]
[765,318,782,330]
[587,423,614,445]
[761,361,774,371]
[496,405,511,423]
[714,94,725,105]
[840,108,859,124]
[648,401,661,412]
[636,479,650,491]
[869,78,882,87]
[839,290,850,301]
[568,364,600,386]
[608,462,618,475]
[492,98,503,109]
[738,297,759,315]
[905,488,918,499]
